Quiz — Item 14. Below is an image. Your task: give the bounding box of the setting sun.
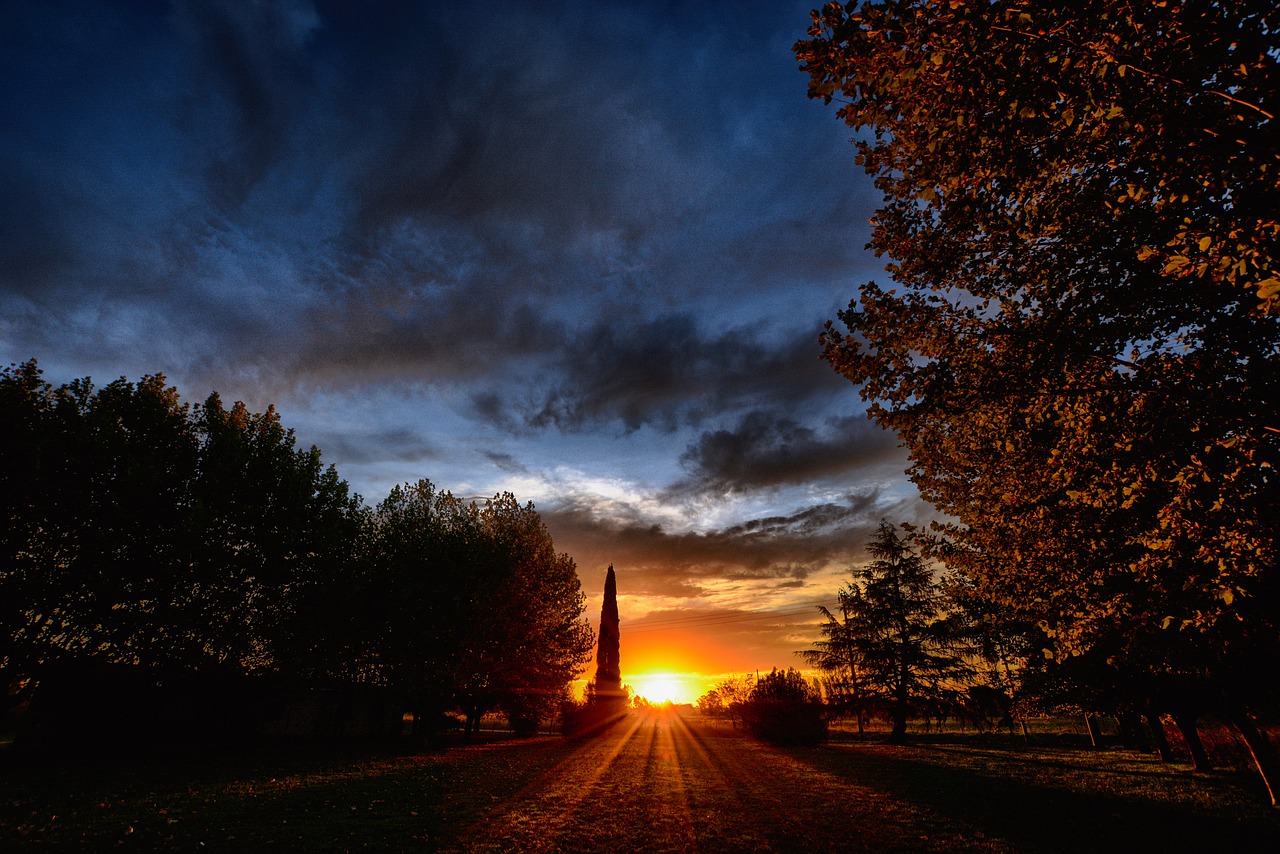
[627,672,696,705]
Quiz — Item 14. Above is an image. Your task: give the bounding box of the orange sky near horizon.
[575,571,835,705]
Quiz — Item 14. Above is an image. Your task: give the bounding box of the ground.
[3,711,1278,851]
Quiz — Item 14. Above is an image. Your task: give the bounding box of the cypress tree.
[594,565,623,702]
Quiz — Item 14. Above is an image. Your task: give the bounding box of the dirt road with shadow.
[432,711,1280,854]
[436,712,1012,852]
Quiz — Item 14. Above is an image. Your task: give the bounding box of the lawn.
[2,713,1277,851]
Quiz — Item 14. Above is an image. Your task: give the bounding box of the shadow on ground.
[785,737,1280,853]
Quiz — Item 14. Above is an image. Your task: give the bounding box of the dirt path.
[5,714,1277,850]
[436,713,1006,852]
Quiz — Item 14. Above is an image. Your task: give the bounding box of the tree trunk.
[464,709,479,740]
[1227,705,1279,807]
[851,678,865,736]
[890,707,908,744]
[890,671,909,745]
[1084,713,1102,748]
[1173,712,1212,771]
[1118,711,1150,752]
[998,652,1025,743]
[1146,708,1174,762]
[889,643,910,745]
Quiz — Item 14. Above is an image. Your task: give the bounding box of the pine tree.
[842,521,967,744]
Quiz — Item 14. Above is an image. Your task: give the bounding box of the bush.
[742,668,828,746]
[560,690,629,738]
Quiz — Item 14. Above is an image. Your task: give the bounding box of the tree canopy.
[799,0,1278,798]
[359,481,594,736]
[804,521,967,743]
[800,0,1277,687]
[0,362,363,680]
[1,359,592,743]
[742,667,827,746]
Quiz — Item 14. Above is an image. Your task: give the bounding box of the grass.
[2,714,1278,851]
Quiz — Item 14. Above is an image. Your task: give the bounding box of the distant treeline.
[0,359,594,746]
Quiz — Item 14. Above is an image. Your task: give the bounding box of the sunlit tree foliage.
[798,0,1279,799]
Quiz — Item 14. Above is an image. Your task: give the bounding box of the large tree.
[2,360,592,745]
[0,360,367,744]
[457,493,595,735]
[361,481,593,740]
[798,0,1279,797]
[816,522,967,744]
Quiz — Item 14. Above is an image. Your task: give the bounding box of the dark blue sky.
[1,0,930,671]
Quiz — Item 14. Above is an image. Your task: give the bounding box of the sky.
[1,0,935,702]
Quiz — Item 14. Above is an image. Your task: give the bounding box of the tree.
[458,494,595,736]
[741,667,827,746]
[188,391,365,675]
[798,1,1279,797]
[358,482,482,740]
[801,590,872,734]
[594,565,622,697]
[0,360,369,743]
[829,522,967,743]
[2,360,591,747]
[695,687,725,718]
[716,674,755,729]
[361,481,593,742]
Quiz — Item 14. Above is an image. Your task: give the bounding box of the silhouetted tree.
[816,522,969,744]
[695,687,724,717]
[595,565,622,696]
[801,595,872,734]
[742,667,826,746]
[360,482,594,743]
[456,494,594,736]
[0,360,366,742]
[2,361,593,748]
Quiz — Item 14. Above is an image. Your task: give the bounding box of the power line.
[622,604,830,635]
[626,601,831,628]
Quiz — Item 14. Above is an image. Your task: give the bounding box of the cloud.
[300,426,441,466]
[676,410,904,494]
[542,489,912,600]
[167,0,323,213]
[528,318,845,433]
[0,1,930,675]
[0,1,876,427]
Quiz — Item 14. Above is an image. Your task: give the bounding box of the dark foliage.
[1,359,592,748]
[742,667,827,746]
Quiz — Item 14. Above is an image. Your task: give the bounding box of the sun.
[628,672,692,705]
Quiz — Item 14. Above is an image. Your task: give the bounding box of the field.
[3,711,1278,851]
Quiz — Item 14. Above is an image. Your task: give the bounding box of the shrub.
[742,668,828,746]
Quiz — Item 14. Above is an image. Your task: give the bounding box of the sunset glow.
[627,671,698,705]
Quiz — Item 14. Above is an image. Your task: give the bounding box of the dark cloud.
[541,490,914,600]
[1,1,874,403]
[0,1,929,674]
[529,318,845,433]
[297,426,440,467]
[168,0,322,213]
[676,410,904,494]
[483,451,528,475]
